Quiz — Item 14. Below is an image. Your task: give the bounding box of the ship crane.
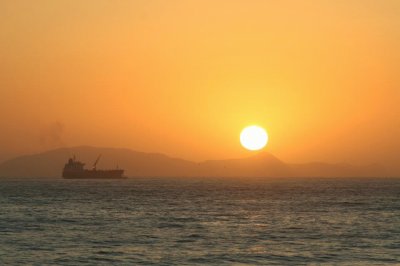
[92,154,101,170]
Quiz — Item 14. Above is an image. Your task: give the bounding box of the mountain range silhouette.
[0,146,385,178]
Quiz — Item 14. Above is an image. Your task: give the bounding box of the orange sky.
[0,0,399,175]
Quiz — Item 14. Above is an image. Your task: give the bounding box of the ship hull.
[62,169,126,179]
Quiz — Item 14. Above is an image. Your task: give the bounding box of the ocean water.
[0,178,399,265]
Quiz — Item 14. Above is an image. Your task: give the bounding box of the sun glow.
[240,126,268,151]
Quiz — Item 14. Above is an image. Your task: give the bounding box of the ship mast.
[92,154,101,170]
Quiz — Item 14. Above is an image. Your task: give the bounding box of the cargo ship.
[62,155,126,179]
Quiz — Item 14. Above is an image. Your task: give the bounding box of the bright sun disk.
[240,126,268,151]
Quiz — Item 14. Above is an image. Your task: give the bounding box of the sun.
[240,125,269,151]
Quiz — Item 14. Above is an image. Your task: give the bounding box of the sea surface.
[0,177,399,265]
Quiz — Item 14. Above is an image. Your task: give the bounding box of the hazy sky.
[0,0,399,175]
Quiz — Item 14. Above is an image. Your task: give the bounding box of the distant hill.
[0,146,386,178]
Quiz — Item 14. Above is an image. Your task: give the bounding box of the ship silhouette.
[62,155,125,179]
